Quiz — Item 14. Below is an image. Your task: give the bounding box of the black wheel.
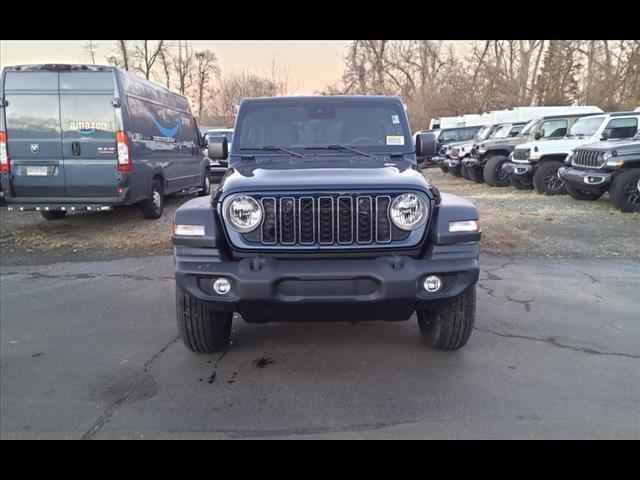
[483,155,510,187]
[176,285,232,354]
[417,285,476,351]
[509,177,534,190]
[198,169,211,197]
[609,169,640,212]
[461,164,471,180]
[533,160,566,195]
[449,165,462,177]
[41,210,67,221]
[140,176,164,219]
[467,166,484,183]
[565,183,605,201]
[439,165,449,174]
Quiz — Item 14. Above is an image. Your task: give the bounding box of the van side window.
[603,118,638,139]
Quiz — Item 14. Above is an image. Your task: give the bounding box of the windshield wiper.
[240,145,304,158]
[304,145,375,159]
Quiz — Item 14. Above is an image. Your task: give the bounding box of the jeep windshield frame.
[232,97,413,159]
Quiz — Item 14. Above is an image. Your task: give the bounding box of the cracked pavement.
[1,254,639,439]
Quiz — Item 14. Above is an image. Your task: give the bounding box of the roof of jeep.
[239,95,404,104]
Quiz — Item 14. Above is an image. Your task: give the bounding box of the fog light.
[211,277,231,295]
[423,275,443,293]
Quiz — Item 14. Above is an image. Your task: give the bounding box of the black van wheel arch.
[417,285,476,351]
[483,155,510,187]
[41,210,67,221]
[609,169,640,212]
[565,183,605,201]
[533,160,566,195]
[140,176,164,219]
[176,285,232,353]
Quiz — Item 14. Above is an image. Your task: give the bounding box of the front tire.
[483,155,510,187]
[533,160,566,195]
[140,177,164,219]
[609,169,640,212]
[417,285,476,351]
[176,286,232,354]
[461,164,471,180]
[449,165,462,177]
[439,165,449,174]
[468,166,484,183]
[41,210,67,221]
[565,183,605,201]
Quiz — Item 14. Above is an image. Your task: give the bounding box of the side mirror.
[416,132,437,158]
[534,129,544,140]
[207,136,228,159]
[600,131,609,141]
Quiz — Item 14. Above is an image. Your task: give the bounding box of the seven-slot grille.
[573,149,604,168]
[513,149,531,161]
[249,194,398,246]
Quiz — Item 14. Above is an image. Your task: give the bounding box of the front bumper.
[558,167,613,187]
[443,158,460,168]
[503,162,533,176]
[461,157,479,167]
[174,244,479,323]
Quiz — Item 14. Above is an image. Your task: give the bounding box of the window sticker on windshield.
[391,115,400,125]
[386,135,404,145]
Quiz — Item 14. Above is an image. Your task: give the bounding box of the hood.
[218,157,431,198]
[515,137,596,155]
[575,138,640,155]
[481,134,530,149]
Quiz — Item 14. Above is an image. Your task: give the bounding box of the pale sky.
[0,40,473,94]
[0,40,350,93]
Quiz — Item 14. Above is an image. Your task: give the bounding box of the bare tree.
[83,41,99,64]
[263,55,296,95]
[106,40,132,71]
[172,41,195,95]
[212,71,277,118]
[157,41,173,89]
[193,50,220,121]
[132,40,165,80]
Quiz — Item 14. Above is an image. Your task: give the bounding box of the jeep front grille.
[239,193,412,248]
[513,149,530,162]
[573,149,605,168]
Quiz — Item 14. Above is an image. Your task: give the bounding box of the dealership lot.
[1,172,638,439]
[1,254,638,439]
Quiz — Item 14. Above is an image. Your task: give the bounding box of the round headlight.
[390,193,427,231]
[224,195,263,233]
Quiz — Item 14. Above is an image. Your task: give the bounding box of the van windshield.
[568,117,604,137]
[236,100,410,154]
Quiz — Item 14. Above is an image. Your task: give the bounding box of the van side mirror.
[600,131,609,141]
[534,129,544,140]
[416,132,437,158]
[207,136,228,159]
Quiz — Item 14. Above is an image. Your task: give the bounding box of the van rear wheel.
[197,169,211,197]
[41,210,67,221]
[140,177,164,219]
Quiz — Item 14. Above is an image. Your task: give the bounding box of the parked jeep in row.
[416,125,482,167]
[558,130,640,212]
[504,112,640,195]
[465,112,601,188]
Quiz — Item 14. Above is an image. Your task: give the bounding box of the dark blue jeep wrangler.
[172,96,481,353]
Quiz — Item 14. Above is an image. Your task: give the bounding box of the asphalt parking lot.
[1,172,639,439]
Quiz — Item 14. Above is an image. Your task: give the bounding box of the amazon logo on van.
[153,117,181,138]
[70,121,110,134]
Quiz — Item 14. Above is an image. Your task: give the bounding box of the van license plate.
[26,166,48,176]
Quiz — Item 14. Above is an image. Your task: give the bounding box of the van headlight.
[224,195,263,233]
[390,193,428,231]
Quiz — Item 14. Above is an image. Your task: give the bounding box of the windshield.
[236,100,410,153]
[569,117,604,137]
[492,125,512,139]
[520,119,539,136]
[475,126,490,140]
